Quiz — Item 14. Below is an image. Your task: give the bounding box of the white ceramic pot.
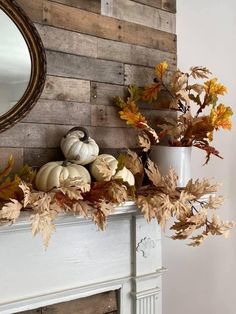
[150,145,192,187]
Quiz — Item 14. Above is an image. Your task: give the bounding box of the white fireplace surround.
[0,202,163,314]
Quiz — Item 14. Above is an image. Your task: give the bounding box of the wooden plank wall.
[0,0,176,167]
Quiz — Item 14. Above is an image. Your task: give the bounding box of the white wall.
[163,1,236,313]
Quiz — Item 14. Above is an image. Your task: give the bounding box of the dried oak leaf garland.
[0,154,234,248]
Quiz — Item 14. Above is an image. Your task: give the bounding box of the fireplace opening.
[18,290,119,314]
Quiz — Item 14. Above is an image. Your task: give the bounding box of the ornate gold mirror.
[0,0,46,132]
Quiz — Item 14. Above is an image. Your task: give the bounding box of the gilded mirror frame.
[0,0,46,132]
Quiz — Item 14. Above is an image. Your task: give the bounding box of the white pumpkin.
[61,127,99,165]
[114,167,135,186]
[35,161,91,192]
[90,154,118,182]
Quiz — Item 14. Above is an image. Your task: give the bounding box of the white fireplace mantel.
[0,202,163,314]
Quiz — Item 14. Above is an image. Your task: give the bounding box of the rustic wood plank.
[49,0,101,14]
[0,148,23,171]
[23,99,91,125]
[125,64,173,86]
[42,291,118,314]
[43,1,176,52]
[36,24,176,69]
[132,0,176,12]
[91,105,125,127]
[124,64,154,86]
[97,37,176,68]
[101,0,176,33]
[35,24,97,59]
[23,148,64,167]
[41,75,90,103]
[46,51,124,85]
[162,0,176,13]
[91,82,125,106]
[0,124,137,149]
[16,0,43,23]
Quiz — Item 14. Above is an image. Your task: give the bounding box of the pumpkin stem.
[65,126,89,143]
[62,160,69,167]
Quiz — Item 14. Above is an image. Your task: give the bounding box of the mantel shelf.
[0,201,138,233]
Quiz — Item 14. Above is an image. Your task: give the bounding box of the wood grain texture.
[101,0,176,33]
[0,124,137,149]
[40,1,176,52]
[36,24,176,69]
[23,99,91,125]
[46,51,124,85]
[132,0,176,12]
[41,291,118,314]
[91,82,126,106]
[24,148,64,167]
[41,75,90,103]
[49,0,101,14]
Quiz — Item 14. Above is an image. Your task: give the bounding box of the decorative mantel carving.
[136,237,156,258]
[0,202,163,314]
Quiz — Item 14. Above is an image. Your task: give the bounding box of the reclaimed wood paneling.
[91,82,126,106]
[101,0,176,33]
[46,51,124,85]
[133,0,176,12]
[23,100,91,125]
[37,24,176,69]
[41,76,90,103]
[0,124,137,149]
[41,1,176,52]
[50,0,101,13]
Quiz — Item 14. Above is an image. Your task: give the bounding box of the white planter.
[150,145,192,187]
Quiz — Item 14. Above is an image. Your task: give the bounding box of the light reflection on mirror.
[0,9,31,116]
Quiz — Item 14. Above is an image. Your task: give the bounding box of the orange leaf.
[0,155,14,180]
[119,101,147,128]
[0,175,21,201]
[155,61,168,80]
[142,83,161,102]
[210,104,233,130]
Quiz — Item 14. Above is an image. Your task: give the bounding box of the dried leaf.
[138,133,151,152]
[145,159,162,187]
[30,212,56,248]
[59,177,90,200]
[0,155,14,180]
[95,157,114,182]
[0,199,22,222]
[19,181,31,207]
[185,178,219,198]
[155,61,168,80]
[0,175,21,201]
[190,66,211,79]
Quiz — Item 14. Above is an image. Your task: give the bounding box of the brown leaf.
[95,157,114,181]
[138,133,151,152]
[0,199,22,222]
[59,177,90,200]
[30,212,56,248]
[145,159,162,187]
[0,175,21,201]
[19,181,31,207]
[0,155,14,180]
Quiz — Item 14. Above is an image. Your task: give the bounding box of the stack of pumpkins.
[35,127,135,192]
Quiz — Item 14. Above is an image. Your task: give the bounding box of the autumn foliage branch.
[115,62,233,164]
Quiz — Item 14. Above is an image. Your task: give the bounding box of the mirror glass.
[0,9,31,116]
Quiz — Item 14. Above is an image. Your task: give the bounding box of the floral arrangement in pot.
[115,62,233,186]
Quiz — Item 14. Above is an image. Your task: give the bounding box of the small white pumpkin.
[90,154,118,182]
[114,167,135,186]
[35,161,91,192]
[61,127,99,165]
